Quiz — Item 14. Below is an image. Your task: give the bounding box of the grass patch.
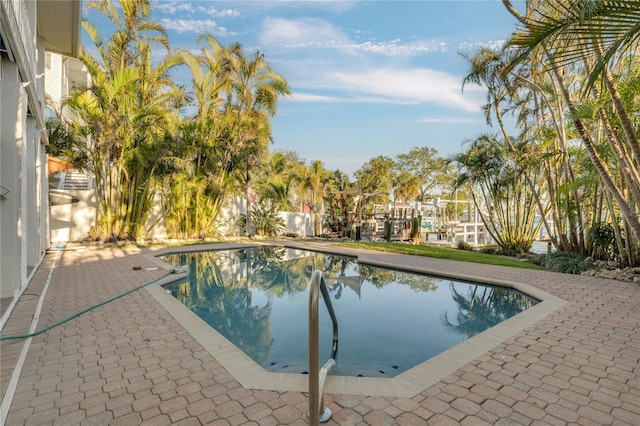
[337,241,541,270]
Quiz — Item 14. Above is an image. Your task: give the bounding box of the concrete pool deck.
[1,241,638,425]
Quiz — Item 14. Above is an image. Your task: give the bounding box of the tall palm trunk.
[502,0,640,242]
[597,44,640,162]
[246,169,253,237]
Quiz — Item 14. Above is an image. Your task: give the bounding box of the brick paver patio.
[1,242,638,425]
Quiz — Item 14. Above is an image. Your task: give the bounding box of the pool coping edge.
[144,242,568,398]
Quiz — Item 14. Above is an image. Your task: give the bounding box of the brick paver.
[1,242,638,425]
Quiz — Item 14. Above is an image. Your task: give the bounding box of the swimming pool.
[161,246,539,378]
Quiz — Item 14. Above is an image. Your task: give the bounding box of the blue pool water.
[161,247,538,378]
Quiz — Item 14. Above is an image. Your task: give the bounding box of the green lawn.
[135,237,541,270]
[336,241,541,270]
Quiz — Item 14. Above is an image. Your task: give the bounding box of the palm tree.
[454,134,544,253]
[299,160,332,236]
[46,116,89,172]
[163,36,234,238]
[325,170,354,234]
[223,48,291,236]
[255,151,305,211]
[461,47,565,249]
[69,0,183,240]
[502,0,640,252]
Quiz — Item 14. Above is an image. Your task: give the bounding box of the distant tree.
[395,147,455,202]
[324,170,354,233]
[298,160,332,236]
[392,171,421,204]
[354,155,395,210]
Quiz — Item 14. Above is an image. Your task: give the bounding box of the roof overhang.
[37,0,82,58]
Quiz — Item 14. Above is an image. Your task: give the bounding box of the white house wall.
[0,58,28,300]
[0,55,2,296]
[1,0,80,327]
[44,51,63,109]
[50,189,98,243]
[27,116,47,268]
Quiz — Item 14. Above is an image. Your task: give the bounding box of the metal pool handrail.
[308,270,339,425]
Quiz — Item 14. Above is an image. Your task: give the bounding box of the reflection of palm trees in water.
[395,271,438,292]
[252,247,309,297]
[358,265,393,289]
[163,251,227,308]
[207,287,273,366]
[165,250,274,366]
[319,256,440,298]
[441,283,536,338]
[322,255,349,299]
[319,254,366,299]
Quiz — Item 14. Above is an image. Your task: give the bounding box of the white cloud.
[155,2,195,14]
[458,38,507,52]
[419,117,479,124]
[320,68,484,111]
[215,8,241,18]
[196,6,241,18]
[287,92,345,103]
[260,17,348,47]
[260,17,446,56]
[357,40,448,56]
[160,18,231,36]
[155,1,241,18]
[282,66,484,112]
[257,19,482,112]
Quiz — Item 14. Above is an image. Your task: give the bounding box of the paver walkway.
[1,242,638,425]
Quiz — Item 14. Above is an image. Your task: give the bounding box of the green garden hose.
[0,270,181,341]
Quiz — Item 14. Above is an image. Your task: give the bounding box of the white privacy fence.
[49,188,314,243]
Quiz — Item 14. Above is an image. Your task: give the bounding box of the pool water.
[161,247,538,378]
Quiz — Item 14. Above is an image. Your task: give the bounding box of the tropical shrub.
[252,205,287,237]
[479,247,497,255]
[496,248,519,257]
[236,204,286,237]
[456,241,473,251]
[453,135,544,255]
[587,222,619,260]
[533,252,592,275]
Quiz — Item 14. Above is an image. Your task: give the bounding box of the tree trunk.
[246,170,253,237]
[502,0,640,242]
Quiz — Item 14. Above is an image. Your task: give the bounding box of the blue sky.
[86,1,524,177]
